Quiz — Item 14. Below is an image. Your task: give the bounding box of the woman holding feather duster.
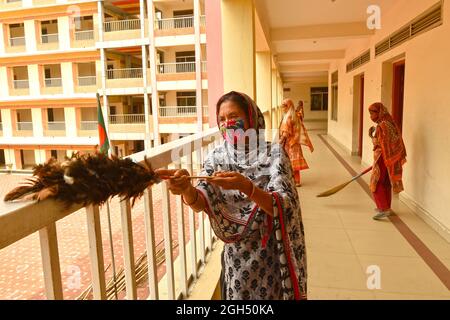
[157,91,307,300]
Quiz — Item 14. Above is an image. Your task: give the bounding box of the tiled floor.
[301,131,450,300]
[1,130,449,300]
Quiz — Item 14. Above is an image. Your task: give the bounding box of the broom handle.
[352,166,373,180]
[159,175,214,180]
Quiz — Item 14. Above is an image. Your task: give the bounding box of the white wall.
[328,0,450,237]
[283,82,329,121]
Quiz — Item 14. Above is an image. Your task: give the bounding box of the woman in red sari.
[280,99,313,187]
[368,102,407,220]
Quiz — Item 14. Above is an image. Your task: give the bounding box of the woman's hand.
[155,168,192,196]
[209,171,253,195]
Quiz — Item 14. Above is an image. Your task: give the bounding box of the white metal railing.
[17,121,33,131]
[201,61,207,73]
[157,62,196,74]
[107,68,143,79]
[45,78,62,87]
[159,106,208,118]
[6,0,22,3]
[109,114,145,124]
[9,37,25,46]
[74,30,94,41]
[200,15,206,27]
[41,33,59,44]
[47,121,66,131]
[13,79,29,89]
[155,16,194,30]
[78,76,96,86]
[104,19,140,32]
[80,121,97,130]
[0,128,220,300]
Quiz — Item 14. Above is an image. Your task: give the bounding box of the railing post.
[120,199,137,300]
[161,167,175,299]
[187,152,198,279]
[39,222,63,300]
[143,188,159,300]
[85,204,107,300]
[175,160,188,297]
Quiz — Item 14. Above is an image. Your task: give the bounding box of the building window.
[173,10,194,28]
[310,87,328,111]
[176,92,196,114]
[331,71,338,121]
[175,51,195,72]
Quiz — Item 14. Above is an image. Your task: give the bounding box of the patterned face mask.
[219,118,246,144]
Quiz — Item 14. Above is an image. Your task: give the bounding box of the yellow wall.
[328,0,450,237]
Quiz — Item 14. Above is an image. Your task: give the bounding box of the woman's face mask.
[220,118,246,144]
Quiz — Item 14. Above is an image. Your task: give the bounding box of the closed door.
[392,61,405,131]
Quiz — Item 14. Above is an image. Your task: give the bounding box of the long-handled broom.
[316,166,373,197]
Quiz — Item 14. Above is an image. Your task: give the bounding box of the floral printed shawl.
[197,92,307,300]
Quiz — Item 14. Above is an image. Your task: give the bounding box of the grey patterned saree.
[196,92,307,300]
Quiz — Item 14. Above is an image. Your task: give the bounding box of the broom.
[316,166,373,197]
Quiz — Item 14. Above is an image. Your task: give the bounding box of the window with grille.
[310,87,328,111]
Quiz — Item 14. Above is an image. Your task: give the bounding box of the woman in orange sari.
[368,102,407,220]
[280,99,314,186]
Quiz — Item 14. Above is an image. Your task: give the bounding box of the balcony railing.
[157,62,196,74]
[9,36,25,46]
[78,76,96,86]
[107,68,143,79]
[17,121,33,131]
[159,106,208,118]
[74,30,94,41]
[155,16,194,30]
[0,122,3,131]
[0,128,220,300]
[13,79,29,89]
[41,33,59,44]
[6,0,22,2]
[104,19,140,32]
[80,121,97,130]
[47,121,66,131]
[109,114,145,124]
[44,78,62,87]
[201,61,207,73]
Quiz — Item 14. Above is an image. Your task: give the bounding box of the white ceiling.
[255,0,399,82]
[261,0,396,28]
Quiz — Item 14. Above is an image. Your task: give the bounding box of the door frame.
[392,60,405,131]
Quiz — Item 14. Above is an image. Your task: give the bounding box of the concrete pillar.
[147,0,161,146]
[1,109,13,138]
[0,67,9,96]
[64,107,77,137]
[271,68,278,128]
[57,16,71,50]
[0,24,5,55]
[194,0,203,132]
[61,62,75,95]
[221,0,256,98]
[32,108,44,137]
[256,51,272,120]
[28,64,40,96]
[24,20,37,53]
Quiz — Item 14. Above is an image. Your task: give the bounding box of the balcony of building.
[9,66,29,96]
[42,64,63,95]
[153,1,206,37]
[103,16,146,42]
[13,109,33,137]
[72,16,96,48]
[0,0,22,11]
[5,23,26,54]
[105,48,149,89]
[0,128,221,300]
[78,107,97,137]
[108,95,148,135]
[38,20,59,51]
[43,108,66,137]
[33,0,56,5]
[75,62,98,94]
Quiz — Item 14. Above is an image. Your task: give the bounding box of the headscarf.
[196,91,307,300]
[369,102,407,193]
[281,99,314,152]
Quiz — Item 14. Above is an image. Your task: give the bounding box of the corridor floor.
[301,131,450,300]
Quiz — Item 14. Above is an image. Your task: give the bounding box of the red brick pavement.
[0,173,202,300]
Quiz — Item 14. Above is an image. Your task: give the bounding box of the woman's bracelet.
[182,188,199,206]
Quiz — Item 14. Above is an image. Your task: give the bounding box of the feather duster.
[4,152,161,207]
